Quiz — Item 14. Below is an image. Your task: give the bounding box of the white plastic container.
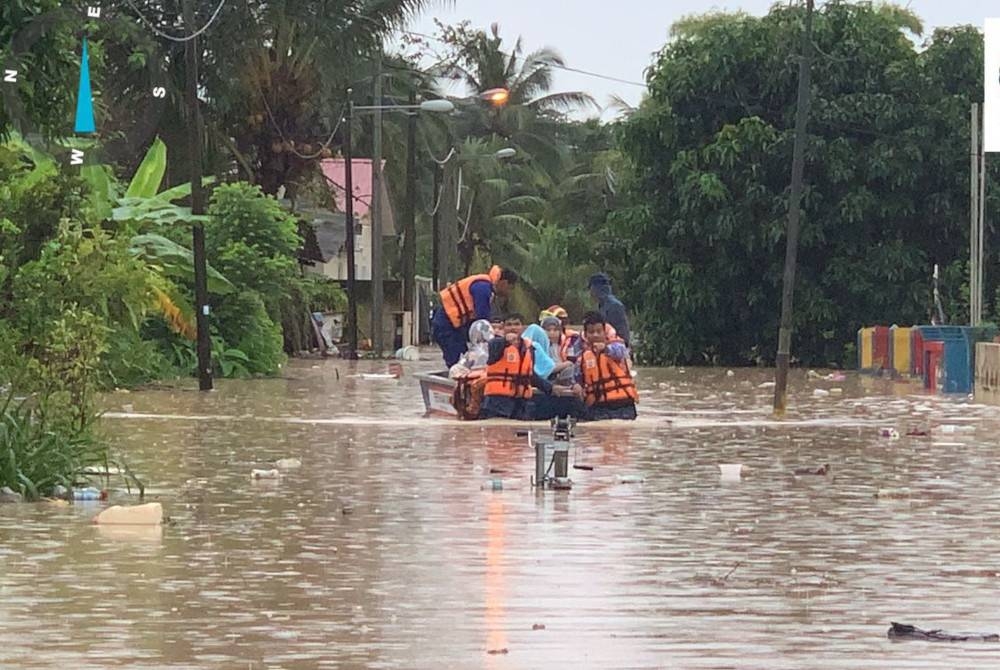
[93,502,163,525]
[719,464,743,481]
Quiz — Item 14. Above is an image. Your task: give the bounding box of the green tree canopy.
[609,2,991,366]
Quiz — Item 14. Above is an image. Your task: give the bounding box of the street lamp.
[480,88,510,107]
[341,90,453,358]
[431,147,518,291]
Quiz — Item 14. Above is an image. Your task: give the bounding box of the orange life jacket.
[560,329,581,361]
[439,265,502,328]
[581,349,638,407]
[485,339,534,399]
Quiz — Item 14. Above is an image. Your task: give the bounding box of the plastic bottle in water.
[72,487,105,501]
[481,478,522,491]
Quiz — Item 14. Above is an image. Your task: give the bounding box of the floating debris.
[718,464,743,481]
[93,502,163,526]
[879,428,900,439]
[794,464,830,476]
[888,622,999,642]
[252,469,280,480]
[618,474,646,484]
[0,486,23,503]
[875,487,911,499]
[275,458,302,470]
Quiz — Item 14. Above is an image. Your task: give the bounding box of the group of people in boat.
[431,265,638,421]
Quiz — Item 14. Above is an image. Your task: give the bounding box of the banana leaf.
[125,137,166,198]
[128,233,234,295]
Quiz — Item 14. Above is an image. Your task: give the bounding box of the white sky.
[403,0,993,120]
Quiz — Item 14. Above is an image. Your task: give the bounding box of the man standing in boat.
[432,265,519,367]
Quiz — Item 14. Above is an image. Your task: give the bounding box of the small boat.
[414,370,458,418]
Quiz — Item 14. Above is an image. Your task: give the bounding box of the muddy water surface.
[3,360,1000,668]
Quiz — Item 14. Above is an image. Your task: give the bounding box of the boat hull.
[415,371,458,418]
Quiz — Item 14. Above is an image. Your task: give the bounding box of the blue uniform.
[432,278,494,367]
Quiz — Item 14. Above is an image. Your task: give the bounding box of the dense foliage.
[609,3,994,366]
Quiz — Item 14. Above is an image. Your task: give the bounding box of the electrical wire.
[400,29,647,89]
[122,0,227,42]
[260,94,347,160]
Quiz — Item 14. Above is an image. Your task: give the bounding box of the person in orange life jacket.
[576,311,638,421]
[540,315,578,384]
[479,313,554,420]
[432,266,517,367]
[530,315,587,420]
[541,307,583,369]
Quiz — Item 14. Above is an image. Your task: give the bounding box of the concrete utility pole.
[773,0,814,416]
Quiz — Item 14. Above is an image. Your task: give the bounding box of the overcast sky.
[404,0,992,120]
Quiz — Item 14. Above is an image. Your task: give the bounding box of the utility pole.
[972,103,980,326]
[343,90,359,358]
[403,89,417,312]
[371,62,384,355]
[182,0,212,391]
[971,103,987,327]
[431,161,441,291]
[773,0,813,416]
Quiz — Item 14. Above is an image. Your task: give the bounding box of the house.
[307,158,395,281]
[289,159,425,350]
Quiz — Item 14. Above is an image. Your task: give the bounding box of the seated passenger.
[540,316,578,384]
[449,319,493,419]
[479,314,554,420]
[522,316,586,420]
[449,319,493,378]
[577,311,638,421]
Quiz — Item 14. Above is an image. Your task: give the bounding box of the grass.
[0,390,107,500]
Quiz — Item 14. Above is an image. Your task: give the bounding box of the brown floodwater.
[3,357,1000,668]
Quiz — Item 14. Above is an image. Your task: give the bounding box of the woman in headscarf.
[520,323,557,379]
[523,322,586,420]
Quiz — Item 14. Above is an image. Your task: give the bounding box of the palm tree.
[436,23,598,174]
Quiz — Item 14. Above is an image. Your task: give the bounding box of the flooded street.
[4,358,1000,668]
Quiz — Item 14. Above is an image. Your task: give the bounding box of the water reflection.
[1,360,1000,667]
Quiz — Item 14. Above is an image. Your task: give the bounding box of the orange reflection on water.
[484,494,508,662]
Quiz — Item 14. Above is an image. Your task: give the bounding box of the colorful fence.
[858,324,998,394]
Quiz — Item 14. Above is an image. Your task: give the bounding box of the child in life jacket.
[576,311,638,421]
[479,313,554,420]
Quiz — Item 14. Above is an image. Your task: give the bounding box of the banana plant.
[110,137,214,226]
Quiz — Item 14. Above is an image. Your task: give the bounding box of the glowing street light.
[481,88,510,107]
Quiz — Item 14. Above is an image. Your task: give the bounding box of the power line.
[550,65,646,88]
[260,93,347,160]
[122,0,227,42]
[399,29,647,89]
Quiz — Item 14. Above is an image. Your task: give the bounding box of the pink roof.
[320,158,386,219]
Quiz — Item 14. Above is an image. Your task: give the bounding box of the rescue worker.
[587,273,631,348]
[576,311,638,421]
[432,266,518,367]
[480,313,554,420]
